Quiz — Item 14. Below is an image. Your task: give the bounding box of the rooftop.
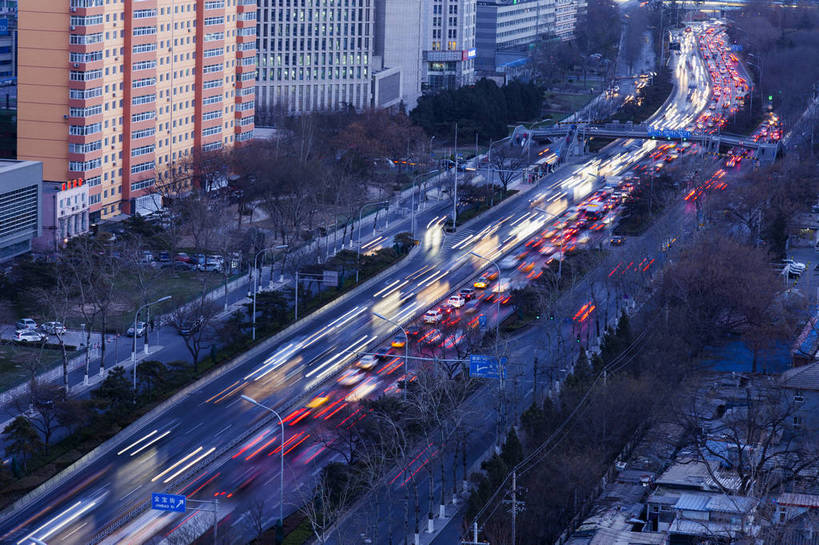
[776,492,819,509]
[781,361,819,391]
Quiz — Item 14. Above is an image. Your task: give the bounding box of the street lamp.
[252,244,288,341]
[469,251,501,357]
[240,395,285,540]
[411,170,439,239]
[373,312,409,400]
[132,295,172,391]
[356,200,389,284]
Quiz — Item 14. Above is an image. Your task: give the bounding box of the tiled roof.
[781,362,819,391]
[776,492,819,509]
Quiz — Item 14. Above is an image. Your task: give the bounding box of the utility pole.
[453,123,459,230]
[461,523,490,545]
[502,470,525,545]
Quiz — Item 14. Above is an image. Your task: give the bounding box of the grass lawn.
[0,344,67,391]
[61,270,230,333]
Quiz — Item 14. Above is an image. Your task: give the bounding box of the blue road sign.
[469,355,507,379]
[478,315,488,329]
[152,493,187,513]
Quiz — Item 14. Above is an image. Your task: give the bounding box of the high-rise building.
[373,0,423,111]
[421,0,476,93]
[475,0,554,72]
[255,0,375,119]
[0,159,41,261]
[17,0,256,222]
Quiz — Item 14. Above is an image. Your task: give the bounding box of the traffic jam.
[12,23,760,545]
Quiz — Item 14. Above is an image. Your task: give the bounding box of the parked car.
[178,318,203,336]
[15,330,47,343]
[15,318,37,331]
[127,321,147,337]
[158,251,171,263]
[40,322,67,335]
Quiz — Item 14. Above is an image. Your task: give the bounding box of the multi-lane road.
[1,25,715,545]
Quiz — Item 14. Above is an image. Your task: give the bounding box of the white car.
[356,354,378,370]
[447,295,466,308]
[127,321,147,337]
[499,255,519,270]
[423,309,443,324]
[337,368,366,386]
[783,259,806,271]
[15,330,47,343]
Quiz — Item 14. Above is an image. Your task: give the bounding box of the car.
[178,318,203,336]
[463,299,481,314]
[337,368,366,386]
[127,321,147,337]
[158,251,171,263]
[423,309,443,324]
[15,318,37,331]
[499,255,519,269]
[374,346,393,360]
[356,354,379,370]
[458,287,475,300]
[391,334,407,348]
[199,262,223,272]
[448,294,466,308]
[306,393,331,409]
[439,303,455,315]
[610,236,625,246]
[783,259,806,270]
[406,325,422,338]
[15,330,47,343]
[40,322,67,335]
[473,276,491,289]
[421,328,443,345]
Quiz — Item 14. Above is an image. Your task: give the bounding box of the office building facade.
[476,0,554,72]
[422,0,476,93]
[0,159,41,261]
[17,0,255,222]
[255,0,375,119]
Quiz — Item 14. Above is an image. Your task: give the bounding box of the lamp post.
[132,295,172,391]
[356,200,389,284]
[411,170,439,239]
[469,251,501,357]
[252,244,288,341]
[240,395,285,540]
[373,312,409,400]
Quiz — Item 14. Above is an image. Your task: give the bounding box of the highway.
[0,25,712,545]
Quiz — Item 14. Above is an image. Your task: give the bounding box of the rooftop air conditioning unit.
[73,63,80,68]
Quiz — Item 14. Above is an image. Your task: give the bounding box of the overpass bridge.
[513,122,780,164]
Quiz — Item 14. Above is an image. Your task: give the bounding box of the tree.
[170,298,220,371]
[92,365,133,421]
[489,144,524,195]
[11,383,66,454]
[659,232,786,353]
[2,416,41,471]
[679,382,819,498]
[299,463,356,545]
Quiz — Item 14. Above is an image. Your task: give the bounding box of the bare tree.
[11,382,66,454]
[244,498,267,541]
[679,381,819,498]
[489,145,524,195]
[299,464,355,545]
[170,298,220,371]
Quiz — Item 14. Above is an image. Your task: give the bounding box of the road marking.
[121,486,141,503]
[215,424,232,438]
[185,422,204,435]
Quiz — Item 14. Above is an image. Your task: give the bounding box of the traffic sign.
[469,355,507,379]
[152,492,187,513]
[478,315,487,329]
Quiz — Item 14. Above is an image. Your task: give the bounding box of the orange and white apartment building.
[17,0,256,222]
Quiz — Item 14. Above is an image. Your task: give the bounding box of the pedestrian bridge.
[513,122,780,164]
